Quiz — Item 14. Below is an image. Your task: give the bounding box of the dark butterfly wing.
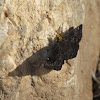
[44,42,64,70]
[44,56,64,70]
[62,24,82,60]
[44,24,82,70]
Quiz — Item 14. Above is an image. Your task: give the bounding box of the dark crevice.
[93,52,100,100]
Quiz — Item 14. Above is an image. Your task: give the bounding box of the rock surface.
[0,0,99,100]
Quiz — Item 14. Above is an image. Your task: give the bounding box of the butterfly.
[44,24,82,70]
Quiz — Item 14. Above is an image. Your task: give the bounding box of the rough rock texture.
[0,0,99,100]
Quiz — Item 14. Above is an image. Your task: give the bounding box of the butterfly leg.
[66,60,71,66]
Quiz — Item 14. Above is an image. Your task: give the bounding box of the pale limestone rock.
[0,21,8,47]
[0,5,8,47]
[0,0,99,100]
[0,53,16,78]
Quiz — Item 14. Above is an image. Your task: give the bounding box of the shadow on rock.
[8,46,52,77]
